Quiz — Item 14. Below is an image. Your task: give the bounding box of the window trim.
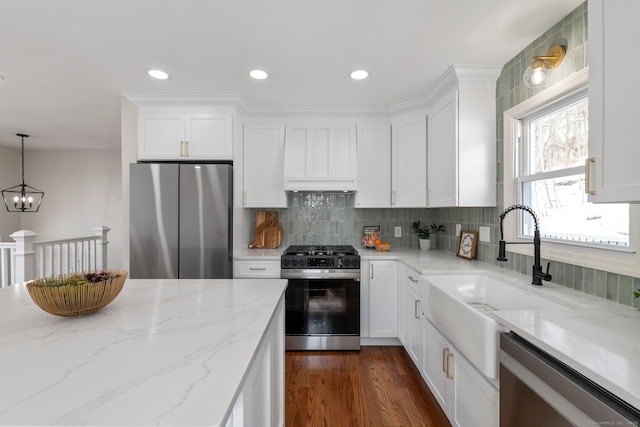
[503,67,640,277]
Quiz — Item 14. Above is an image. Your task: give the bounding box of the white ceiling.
[0,0,583,150]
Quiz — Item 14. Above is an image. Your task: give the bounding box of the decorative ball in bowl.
[25,270,128,317]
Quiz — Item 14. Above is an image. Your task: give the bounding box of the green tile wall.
[249,193,441,251]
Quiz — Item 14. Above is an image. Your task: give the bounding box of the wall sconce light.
[522,44,566,88]
[1,134,45,212]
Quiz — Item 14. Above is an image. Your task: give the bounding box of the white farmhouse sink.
[422,273,578,379]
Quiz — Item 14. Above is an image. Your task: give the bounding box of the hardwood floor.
[285,346,451,427]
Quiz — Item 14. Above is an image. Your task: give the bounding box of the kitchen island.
[0,278,287,427]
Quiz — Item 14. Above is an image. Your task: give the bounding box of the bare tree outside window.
[519,97,629,247]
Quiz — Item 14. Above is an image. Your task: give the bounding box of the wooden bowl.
[375,244,391,252]
[26,270,128,317]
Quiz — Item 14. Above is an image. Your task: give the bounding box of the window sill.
[504,237,639,278]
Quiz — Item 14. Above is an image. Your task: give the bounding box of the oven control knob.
[343,259,351,267]
[299,259,306,267]
[292,259,298,267]
[351,258,359,268]
[282,259,290,267]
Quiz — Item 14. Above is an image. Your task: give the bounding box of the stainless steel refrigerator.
[130,163,233,279]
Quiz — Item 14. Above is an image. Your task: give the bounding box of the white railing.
[0,226,110,288]
[0,243,15,288]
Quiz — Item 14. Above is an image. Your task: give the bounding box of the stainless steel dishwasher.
[500,332,640,426]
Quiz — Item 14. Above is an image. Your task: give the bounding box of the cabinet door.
[588,0,640,202]
[392,116,427,207]
[397,263,408,346]
[243,124,287,208]
[138,113,185,160]
[427,87,458,207]
[421,318,453,416]
[185,113,232,160]
[406,276,422,366]
[369,260,398,338]
[451,349,499,427]
[356,124,391,207]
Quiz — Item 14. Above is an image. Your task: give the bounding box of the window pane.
[526,98,589,174]
[521,175,629,247]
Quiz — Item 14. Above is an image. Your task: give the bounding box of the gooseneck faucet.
[497,204,552,286]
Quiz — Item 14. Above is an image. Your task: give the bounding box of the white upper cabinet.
[355,123,391,208]
[426,65,501,207]
[588,0,640,202]
[126,95,236,162]
[392,114,427,207]
[138,112,232,161]
[243,123,287,208]
[283,124,357,192]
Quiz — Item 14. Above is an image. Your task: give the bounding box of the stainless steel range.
[281,245,361,351]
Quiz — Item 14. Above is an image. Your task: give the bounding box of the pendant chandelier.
[2,133,44,212]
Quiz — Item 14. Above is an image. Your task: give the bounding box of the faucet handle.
[544,262,552,281]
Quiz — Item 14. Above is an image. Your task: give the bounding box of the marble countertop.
[235,246,640,410]
[234,247,283,260]
[0,278,287,426]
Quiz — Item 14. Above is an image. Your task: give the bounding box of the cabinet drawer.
[234,260,281,278]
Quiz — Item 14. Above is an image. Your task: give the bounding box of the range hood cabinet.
[283,125,357,192]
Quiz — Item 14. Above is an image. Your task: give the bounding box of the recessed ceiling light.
[147,69,170,80]
[350,69,370,80]
[249,69,268,80]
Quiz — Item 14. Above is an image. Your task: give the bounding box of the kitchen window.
[516,89,630,249]
[503,69,639,277]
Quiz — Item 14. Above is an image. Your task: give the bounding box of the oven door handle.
[281,270,361,280]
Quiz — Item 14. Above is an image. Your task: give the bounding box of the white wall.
[0,146,20,240]
[18,149,124,268]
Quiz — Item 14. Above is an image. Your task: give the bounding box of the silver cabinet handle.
[249,267,266,271]
[185,140,189,158]
[371,264,374,280]
[243,191,247,206]
[585,157,596,195]
[408,275,418,283]
[392,190,397,206]
[180,141,184,157]
[414,299,420,319]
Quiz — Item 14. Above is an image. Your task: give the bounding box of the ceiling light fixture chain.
[18,133,26,188]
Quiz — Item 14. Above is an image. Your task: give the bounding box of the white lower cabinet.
[225,296,284,427]
[368,260,398,338]
[421,316,499,427]
[398,264,423,367]
[234,260,281,278]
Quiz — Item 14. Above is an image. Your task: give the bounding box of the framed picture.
[456,230,478,260]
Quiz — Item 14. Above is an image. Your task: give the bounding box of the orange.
[375,239,382,245]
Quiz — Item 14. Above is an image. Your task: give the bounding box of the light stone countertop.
[234,247,283,260]
[236,246,640,410]
[0,278,287,426]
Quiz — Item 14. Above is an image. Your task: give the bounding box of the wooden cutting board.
[248,211,283,249]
